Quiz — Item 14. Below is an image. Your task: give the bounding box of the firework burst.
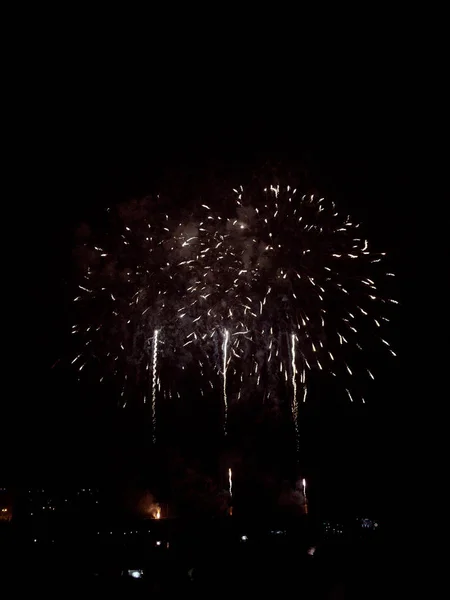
[71,183,397,446]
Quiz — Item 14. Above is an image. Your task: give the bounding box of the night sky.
[5,99,414,520]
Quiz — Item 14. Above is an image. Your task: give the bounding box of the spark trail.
[291,333,299,454]
[222,328,230,435]
[152,329,159,443]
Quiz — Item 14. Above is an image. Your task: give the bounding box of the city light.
[128,570,143,579]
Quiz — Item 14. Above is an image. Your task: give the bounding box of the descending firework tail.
[291,333,299,454]
[302,478,308,513]
[152,329,159,444]
[71,182,397,441]
[222,329,229,434]
[228,468,233,498]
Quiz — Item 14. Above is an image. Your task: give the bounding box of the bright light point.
[241,535,248,541]
[128,570,143,579]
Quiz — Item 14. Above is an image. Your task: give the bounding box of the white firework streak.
[303,385,308,403]
[228,468,232,497]
[291,333,299,454]
[152,329,159,443]
[222,328,229,434]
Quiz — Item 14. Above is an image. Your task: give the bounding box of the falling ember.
[291,333,299,455]
[152,329,159,444]
[302,478,308,514]
[228,468,233,497]
[222,328,229,435]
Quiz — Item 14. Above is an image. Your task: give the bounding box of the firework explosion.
[72,183,397,444]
